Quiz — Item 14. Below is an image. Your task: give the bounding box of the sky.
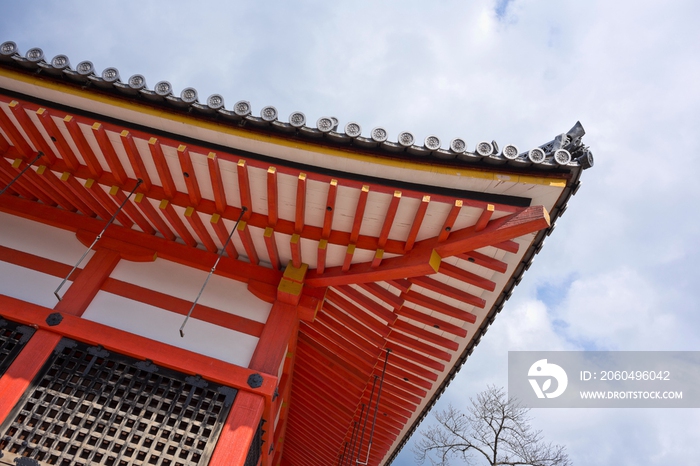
[2,1,700,464]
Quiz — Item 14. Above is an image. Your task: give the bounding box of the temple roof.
[0,41,593,466]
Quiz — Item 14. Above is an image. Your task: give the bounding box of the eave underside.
[0,78,570,466]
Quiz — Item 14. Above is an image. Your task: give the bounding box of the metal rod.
[0,152,43,196]
[344,419,359,466]
[179,207,246,337]
[54,179,143,301]
[348,403,366,466]
[357,348,391,466]
[338,442,348,466]
[355,375,378,463]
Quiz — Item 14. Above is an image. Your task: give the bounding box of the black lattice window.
[0,338,237,466]
[0,318,35,376]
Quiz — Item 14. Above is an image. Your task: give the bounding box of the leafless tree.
[413,385,571,466]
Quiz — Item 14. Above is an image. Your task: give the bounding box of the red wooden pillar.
[207,391,266,466]
[212,259,304,466]
[0,248,121,424]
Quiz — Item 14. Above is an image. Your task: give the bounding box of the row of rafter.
[1,97,526,272]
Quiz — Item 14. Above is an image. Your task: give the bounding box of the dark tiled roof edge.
[0,41,594,174]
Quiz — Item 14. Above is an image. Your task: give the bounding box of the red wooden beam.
[401,290,477,323]
[431,206,549,258]
[388,279,411,293]
[185,206,218,252]
[438,262,496,291]
[295,173,306,234]
[237,220,259,265]
[458,250,508,274]
[208,152,227,213]
[92,123,128,184]
[494,239,520,254]
[55,248,121,316]
[177,145,202,206]
[0,195,281,286]
[60,172,111,220]
[211,213,238,259]
[378,190,402,249]
[475,203,495,231]
[120,130,152,191]
[264,227,281,270]
[84,178,134,228]
[358,282,404,310]
[0,131,9,152]
[411,275,485,308]
[208,392,265,466]
[389,351,439,382]
[350,185,370,244]
[267,166,278,227]
[36,165,94,216]
[371,248,384,269]
[8,101,57,164]
[0,157,52,206]
[249,301,298,375]
[0,104,35,158]
[8,158,62,207]
[306,247,440,288]
[317,239,327,274]
[295,344,364,394]
[148,137,177,199]
[0,161,39,201]
[302,326,374,375]
[237,159,253,220]
[159,199,197,246]
[134,192,176,240]
[290,233,302,269]
[334,285,397,325]
[63,115,103,178]
[438,200,463,242]
[396,306,467,338]
[387,329,451,362]
[102,279,264,337]
[384,339,446,372]
[322,179,338,239]
[315,314,382,360]
[0,330,61,425]
[296,336,366,384]
[404,195,430,252]
[382,360,435,391]
[36,108,80,171]
[324,291,390,338]
[110,185,156,235]
[320,302,386,349]
[0,295,277,396]
[342,243,355,272]
[392,319,459,352]
[0,169,33,199]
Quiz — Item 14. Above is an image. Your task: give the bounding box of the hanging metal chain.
[179,207,247,337]
[0,152,43,196]
[54,179,143,301]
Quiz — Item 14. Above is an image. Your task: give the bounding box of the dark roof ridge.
[0,41,593,173]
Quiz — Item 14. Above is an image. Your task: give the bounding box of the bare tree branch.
[413,385,572,466]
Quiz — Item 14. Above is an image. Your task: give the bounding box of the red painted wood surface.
[0,330,61,424]
[55,248,121,316]
[0,295,277,396]
[207,391,265,466]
